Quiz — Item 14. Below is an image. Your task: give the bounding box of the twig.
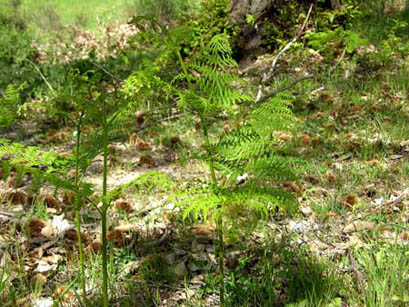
[26,59,55,93]
[256,4,314,101]
[328,47,346,74]
[352,193,406,222]
[347,249,365,295]
[158,112,190,122]
[91,61,123,83]
[266,4,313,80]
[130,228,171,253]
[0,211,14,218]
[310,227,337,248]
[259,74,314,103]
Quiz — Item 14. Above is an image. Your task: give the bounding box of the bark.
[229,0,276,23]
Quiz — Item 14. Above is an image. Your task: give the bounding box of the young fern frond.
[171,36,298,229]
[175,34,252,115]
[0,139,92,196]
[0,83,23,127]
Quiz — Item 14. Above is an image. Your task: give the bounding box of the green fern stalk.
[74,112,87,304]
[101,101,109,307]
[174,35,228,306]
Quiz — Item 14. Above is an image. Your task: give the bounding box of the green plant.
[158,31,297,305]
[0,83,24,128]
[125,0,196,23]
[350,244,409,306]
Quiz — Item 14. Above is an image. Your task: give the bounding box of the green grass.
[349,244,409,307]
[21,0,130,31]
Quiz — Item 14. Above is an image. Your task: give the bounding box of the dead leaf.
[139,154,156,167]
[343,221,375,233]
[345,194,359,206]
[327,172,336,183]
[115,200,133,212]
[302,134,311,145]
[28,218,47,237]
[369,159,379,166]
[41,215,73,238]
[390,154,403,160]
[43,194,59,209]
[7,190,26,205]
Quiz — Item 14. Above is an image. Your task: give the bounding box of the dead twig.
[259,74,314,103]
[347,249,365,295]
[352,193,406,222]
[256,4,314,102]
[27,59,55,94]
[91,61,123,83]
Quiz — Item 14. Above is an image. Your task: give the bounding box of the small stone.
[172,261,188,278]
[164,253,176,265]
[300,206,312,216]
[191,239,205,252]
[188,261,201,272]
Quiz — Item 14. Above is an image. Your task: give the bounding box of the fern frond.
[0,139,92,195]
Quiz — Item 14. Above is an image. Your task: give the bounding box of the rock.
[188,261,201,273]
[300,206,312,216]
[164,253,176,265]
[172,261,188,278]
[191,239,205,252]
[32,297,54,307]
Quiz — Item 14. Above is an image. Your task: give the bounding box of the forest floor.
[1,4,409,307]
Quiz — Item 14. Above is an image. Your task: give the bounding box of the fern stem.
[199,113,225,306]
[199,113,217,185]
[74,114,87,303]
[174,34,226,306]
[101,104,109,307]
[101,208,109,307]
[217,219,225,306]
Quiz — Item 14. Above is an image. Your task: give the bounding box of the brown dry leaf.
[136,114,145,126]
[223,124,231,133]
[327,172,336,183]
[302,134,311,145]
[67,169,76,179]
[108,144,120,154]
[279,133,292,142]
[86,239,102,253]
[312,136,322,146]
[345,193,359,206]
[369,159,379,166]
[139,154,156,167]
[6,172,17,188]
[136,139,152,151]
[345,132,357,140]
[43,194,59,209]
[62,191,75,206]
[28,218,47,237]
[326,211,337,219]
[195,122,201,131]
[115,200,133,212]
[169,136,182,148]
[343,221,375,233]
[191,224,214,242]
[7,190,26,205]
[54,285,75,302]
[283,181,301,194]
[31,273,47,287]
[399,232,409,241]
[129,133,139,145]
[64,228,87,242]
